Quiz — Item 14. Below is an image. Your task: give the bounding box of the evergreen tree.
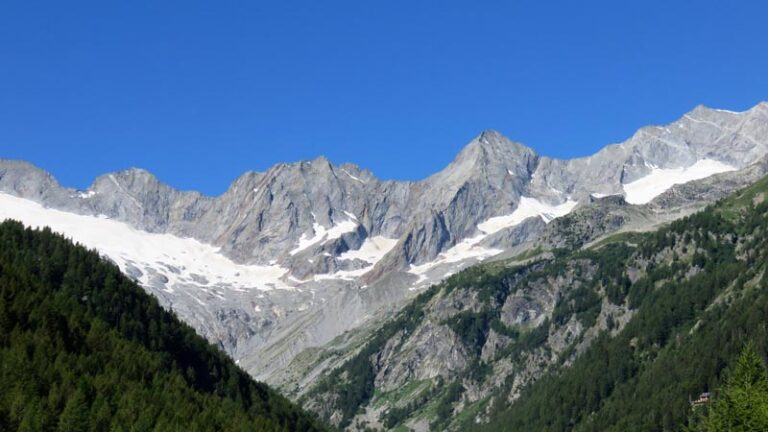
[58,388,90,432]
[688,343,768,431]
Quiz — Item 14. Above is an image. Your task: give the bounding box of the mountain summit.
[431,130,538,186]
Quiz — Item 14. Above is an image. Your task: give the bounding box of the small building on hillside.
[691,392,711,407]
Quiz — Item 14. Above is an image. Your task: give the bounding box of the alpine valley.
[3,102,768,431]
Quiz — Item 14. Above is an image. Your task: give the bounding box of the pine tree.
[58,388,90,432]
[686,343,768,431]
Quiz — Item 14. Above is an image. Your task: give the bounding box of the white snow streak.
[340,168,366,183]
[683,115,723,129]
[712,108,741,114]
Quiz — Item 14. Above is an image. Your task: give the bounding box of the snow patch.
[409,197,577,280]
[477,197,578,235]
[412,235,502,273]
[289,213,359,255]
[314,236,398,281]
[623,159,736,205]
[590,192,622,199]
[338,236,398,264]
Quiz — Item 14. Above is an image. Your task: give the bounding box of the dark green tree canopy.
[0,220,325,432]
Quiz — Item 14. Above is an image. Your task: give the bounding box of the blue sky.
[1,1,767,195]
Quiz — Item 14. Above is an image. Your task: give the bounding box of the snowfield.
[623,159,736,204]
[0,193,292,291]
[477,197,578,234]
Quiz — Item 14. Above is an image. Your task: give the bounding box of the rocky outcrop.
[300,178,765,430]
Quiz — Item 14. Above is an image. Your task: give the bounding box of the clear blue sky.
[2,1,767,195]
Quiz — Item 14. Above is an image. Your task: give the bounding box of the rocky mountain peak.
[427,129,538,189]
[92,168,180,202]
[0,159,62,200]
[106,167,159,186]
[295,156,333,173]
[468,129,537,166]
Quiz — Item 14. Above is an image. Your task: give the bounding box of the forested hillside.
[474,176,768,431]
[0,220,325,431]
[303,175,768,431]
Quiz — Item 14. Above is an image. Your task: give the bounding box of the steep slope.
[273,154,768,401]
[300,174,768,431]
[476,174,768,432]
[0,102,767,385]
[0,220,324,431]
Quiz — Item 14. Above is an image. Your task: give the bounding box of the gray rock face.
[298,177,764,430]
[1,102,768,388]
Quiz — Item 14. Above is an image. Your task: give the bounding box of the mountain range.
[2,102,768,428]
